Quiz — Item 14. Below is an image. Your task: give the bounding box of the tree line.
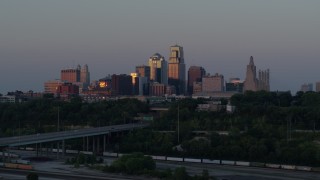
[2,91,320,166]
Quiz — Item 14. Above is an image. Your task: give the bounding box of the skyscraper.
[136,65,150,80]
[243,56,270,92]
[148,53,168,85]
[80,64,90,90]
[61,67,80,83]
[168,45,186,95]
[243,56,258,91]
[111,74,133,96]
[187,66,206,95]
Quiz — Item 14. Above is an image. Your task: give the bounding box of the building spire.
[249,56,254,65]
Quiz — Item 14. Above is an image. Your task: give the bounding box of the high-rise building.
[202,73,224,92]
[136,65,150,80]
[136,77,149,96]
[111,74,133,96]
[61,66,80,83]
[80,64,90,90]
[243,56,270,92]
[187,66,206,95]
[258,69,270,91]
[131,73,139,95]
[168,45,186,95]
[148,53,168,85]
[243,56,258,91]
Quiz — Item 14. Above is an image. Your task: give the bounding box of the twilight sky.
[1,0,320,94]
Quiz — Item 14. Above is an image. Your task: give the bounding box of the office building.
[168,45,186,95]
[193,82,202,94]
[111,74,133,96]
[187,66,206,95]
[61,66,80,83]
[56,83,79,99]
[149,82,166,96]
[243,56,270,91]
[202,73,224,92]
[44,79,63,95]
[136,77,149,96]
[136,65,150,79]
[148,53,168,85]
[80,64,90,90]
[131,73,139,95]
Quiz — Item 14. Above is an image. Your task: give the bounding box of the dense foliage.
[104,153,155,174]
[103,153,214,179]
[0,97,148,136]
[2,91,320,166]
[119,91,320,166]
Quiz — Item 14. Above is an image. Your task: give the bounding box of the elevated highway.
[0,123,149,147]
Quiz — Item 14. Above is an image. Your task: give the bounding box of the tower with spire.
[244,56,270,92]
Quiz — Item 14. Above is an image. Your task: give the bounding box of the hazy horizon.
[1,0,320,95]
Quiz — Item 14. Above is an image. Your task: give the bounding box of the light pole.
[177,104,180,144]
[57,106,60,132]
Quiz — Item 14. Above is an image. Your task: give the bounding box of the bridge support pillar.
[62,140,65,156]
[108,133,110,145]
[46,145,49,157]
[92,136,95,154]
[36,143,38,157]
[40,143,42,156]
[103,135,106,152]
[97,136,100,154]
[51,143,54,158]
[57,141,59,159]
[86,136,89,151]
[2,149,5,162]
[82,137,85,151]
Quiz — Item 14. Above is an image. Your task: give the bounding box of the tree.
[172,167,190,180]
[110,153,155,174]
[26,173,38,180]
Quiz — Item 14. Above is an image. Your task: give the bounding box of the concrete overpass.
[0,123,149,148]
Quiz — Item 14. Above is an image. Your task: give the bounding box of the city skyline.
[1,0,320,94]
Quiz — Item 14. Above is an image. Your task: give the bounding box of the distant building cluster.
[1,45,274,103]
[44,64,90,100]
